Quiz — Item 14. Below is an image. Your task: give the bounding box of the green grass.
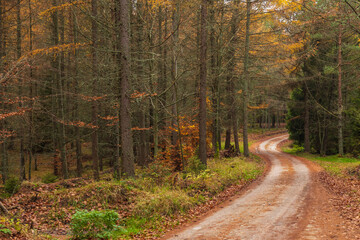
[283,145,360,178]
[118,217,149,238]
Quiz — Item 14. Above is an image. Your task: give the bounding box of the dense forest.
[0,0,298,181]
[0,0,360,238]
[287,0,360,157]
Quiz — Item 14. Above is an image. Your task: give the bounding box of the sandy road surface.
[165,135,357,240]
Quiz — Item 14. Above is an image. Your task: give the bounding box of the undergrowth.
[3,155,264,239]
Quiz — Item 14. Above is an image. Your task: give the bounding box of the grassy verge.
[3,155,264,239]
[282,143,360,179]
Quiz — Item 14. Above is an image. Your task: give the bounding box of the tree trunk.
[0,2,8,183]
[73,7,82,177]
[225,129,231,149]
[243,0,251,157]
[154,5,163,158]
[225,1,239,152]
[209,2,219,155]
[91,0,100,180]
[304,88,310,152]
[199,0,208,166]
[119,0,135,177]
[113,2,120,179]
[114,112,121,179]
[28,0,34,181]
[171,3,179,147]
[337,24,344,156]
[233,117,240,154]
[51,0,59,177]
[16,0,26,181]
[137,112,147,166]
[59,7,68,179]
[161,8,168,130]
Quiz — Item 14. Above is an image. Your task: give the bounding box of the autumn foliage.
[157,115,212,171]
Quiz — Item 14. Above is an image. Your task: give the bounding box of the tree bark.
[51,0,59,177]
[209,2,219,155]
[91,0,100,180]
[225,129,231,149]
[233,117,240,154]
[28,0,34,181]
[243,0,251,157]
[114,112,121,179]
[58,7,68,179]
[154,5,164,158]
[1,3,8,183]
[16,0,26,181]
[199,0,208,166]
[119,0,135,177]
[337,24,344,156]
[171,3,179,147]
[304,87,310,152]
[72,4,82,177]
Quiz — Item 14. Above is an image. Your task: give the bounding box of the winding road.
[165,135,356,240]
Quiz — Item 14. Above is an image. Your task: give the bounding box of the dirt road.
[165,135,358,240]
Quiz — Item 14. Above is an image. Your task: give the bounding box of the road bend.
[167,135,311,240]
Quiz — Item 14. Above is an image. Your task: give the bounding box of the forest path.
[165,135,354,240]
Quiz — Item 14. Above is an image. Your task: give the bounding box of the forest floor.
[0,129,286,239]
[163,135,360,240]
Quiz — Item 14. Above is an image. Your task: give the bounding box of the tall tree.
[243,0,251,157]
[0,0,8,183]
[17,0,26,181]
[337,23,344,156]
[119,0,135,177]
[28,0,34,180]
[58,3,68,179]
[199,0,208,166]
[72,1,82,177]
[91,0,100,180]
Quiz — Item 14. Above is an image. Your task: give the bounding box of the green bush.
[292,144,304,153]
[70,210,122,239]
[4,177,21,195]
[41,173,58,184]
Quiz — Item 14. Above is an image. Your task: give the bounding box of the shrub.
[41,173,58,184]
[4,177,21,195]
[291,144,305,153]
[70,210,121,239]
